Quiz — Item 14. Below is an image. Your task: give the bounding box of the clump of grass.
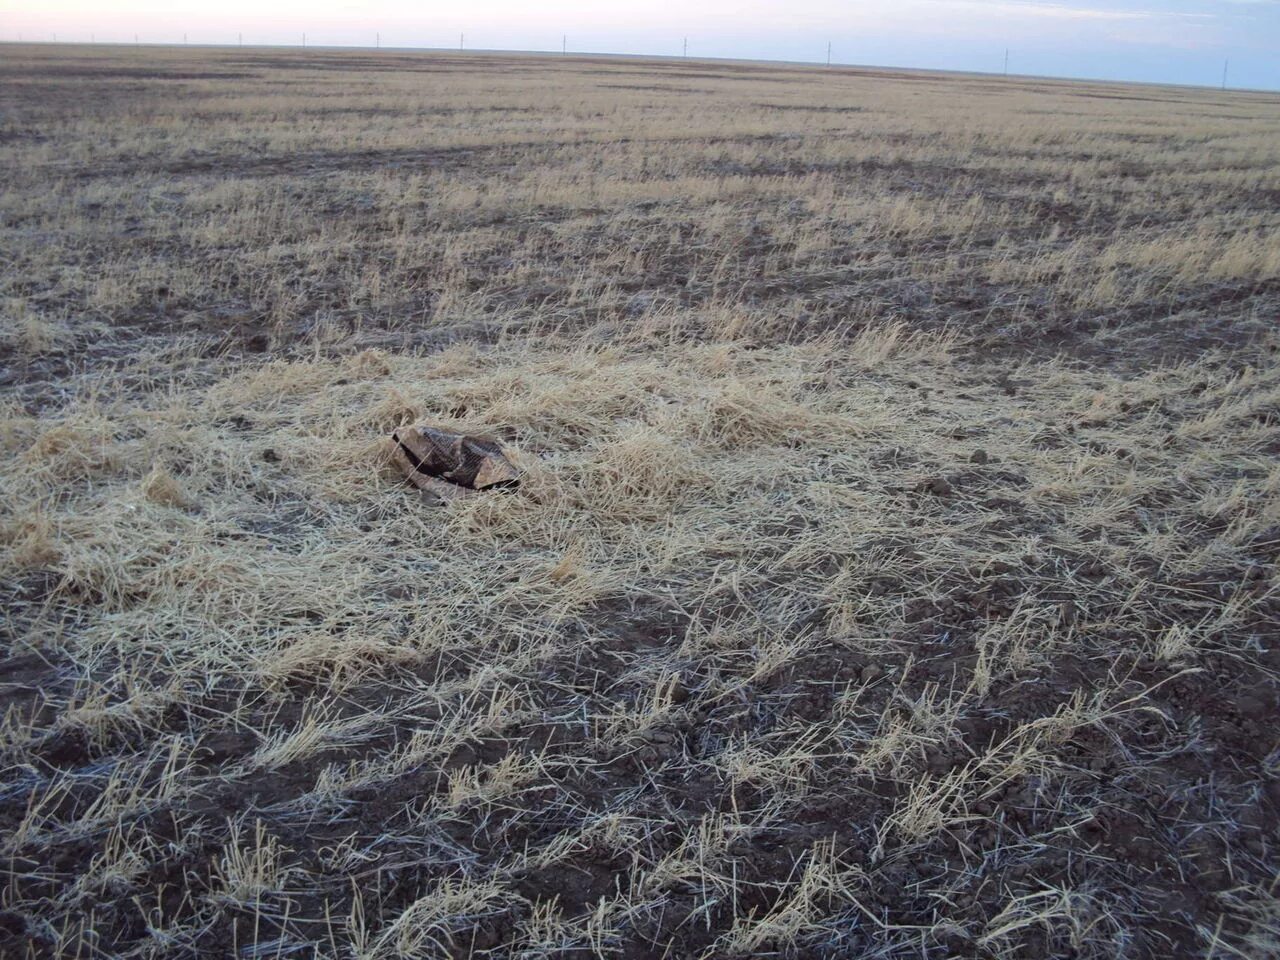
[1,42,1277,960]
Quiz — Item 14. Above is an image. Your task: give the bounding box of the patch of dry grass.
[1,44,1277,960]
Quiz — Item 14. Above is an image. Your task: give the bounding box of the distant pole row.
[2,31,921,72]
[13,33,1240,87]
[36,33,874,70]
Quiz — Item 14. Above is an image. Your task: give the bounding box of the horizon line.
[3,38,1275,97]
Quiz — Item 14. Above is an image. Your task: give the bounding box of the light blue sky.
[4,0,1279,90]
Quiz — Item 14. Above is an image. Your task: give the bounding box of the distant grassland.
[3,44,1279,365]
[1,45,1278,960]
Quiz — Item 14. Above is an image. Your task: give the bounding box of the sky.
[3,0,1279,91]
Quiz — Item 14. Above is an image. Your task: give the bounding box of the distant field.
[1,45,1278,959]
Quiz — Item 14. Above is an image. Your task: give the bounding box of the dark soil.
[2,45,1278,960]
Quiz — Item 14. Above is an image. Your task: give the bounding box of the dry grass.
[1,44,1278,960]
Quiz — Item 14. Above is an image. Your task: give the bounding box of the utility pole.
[683,37,687,58]
[1003,48,1009,76]
[184,33,187,44]
[1222,58,1229,90]
[827,41,831,67]
[376,32,380,49]
[302,32,306,48]
[563,34,567,55]
[460,32,465,51]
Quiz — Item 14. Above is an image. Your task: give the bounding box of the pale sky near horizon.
[3,0,1279,91]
